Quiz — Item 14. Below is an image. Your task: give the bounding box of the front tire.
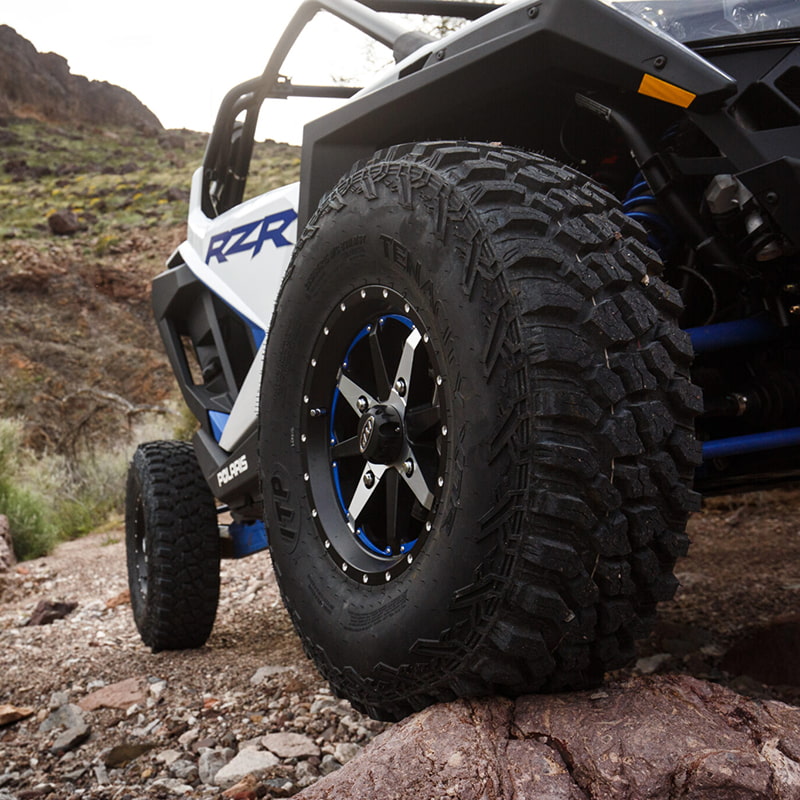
[125,440,220,651]
[261,142,700,719]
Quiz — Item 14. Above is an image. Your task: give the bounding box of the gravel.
[0,531,388,798]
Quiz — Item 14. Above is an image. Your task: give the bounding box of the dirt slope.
[0,117,300,453]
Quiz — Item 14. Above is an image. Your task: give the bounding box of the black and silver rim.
[300,285,448,584]
[131,497,149,600]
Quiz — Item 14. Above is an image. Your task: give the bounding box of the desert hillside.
[0,25,161,130]
[0,30,300,557]
[0,117,300,454]
[0,106,299,460]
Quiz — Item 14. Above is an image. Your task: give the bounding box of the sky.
[3,1,397,145]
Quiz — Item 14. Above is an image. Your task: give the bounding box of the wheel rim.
[132,495,149,600]
[301,286,447,584]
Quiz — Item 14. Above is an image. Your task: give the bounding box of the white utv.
[127,0,800,720]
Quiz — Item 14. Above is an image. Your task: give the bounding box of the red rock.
[294,676,800,800]
[223,774,259,800]
[24,599,77,626]
[105,589,130,609]
[78,677,147,711]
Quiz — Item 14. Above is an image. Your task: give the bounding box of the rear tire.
[260,142,701,720]
[125,440,220,651]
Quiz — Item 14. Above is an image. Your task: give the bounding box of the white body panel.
[183,167,300,333]
[181,168,301,452]
[219,339,266,452]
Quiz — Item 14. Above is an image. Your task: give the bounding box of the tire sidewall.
[262,170,512,678]
[125,447,157,636]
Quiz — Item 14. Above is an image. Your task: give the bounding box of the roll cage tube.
[201,0,501,217]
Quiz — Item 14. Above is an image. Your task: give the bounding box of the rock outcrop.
[0,514,16,595]
[0,515,15,573]
[296,675,800,799]
[0,25,161,131]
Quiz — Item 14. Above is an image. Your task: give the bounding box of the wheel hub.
[358,404,404,464]
[300,285,448,583]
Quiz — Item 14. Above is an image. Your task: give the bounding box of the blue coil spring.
[622,173,677,259]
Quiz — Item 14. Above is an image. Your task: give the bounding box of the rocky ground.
[1,488,799,799]
[0,532,388,799]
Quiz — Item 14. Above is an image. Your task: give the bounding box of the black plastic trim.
[297,0,737,225]
[359,1,501,18]
[151,263,255,440]
[194,428,262,513]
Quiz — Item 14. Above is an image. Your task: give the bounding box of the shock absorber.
[575,94,738,271]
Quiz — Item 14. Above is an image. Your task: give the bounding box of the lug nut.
[357,396,369,412]
[364,470,375,489]
[403,459,414,477]
[395,378,407,397]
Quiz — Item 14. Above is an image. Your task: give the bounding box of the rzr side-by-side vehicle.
[125,0,800,720]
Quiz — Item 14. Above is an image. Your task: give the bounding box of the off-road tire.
[125,440,220,651]
[260,141,701,720]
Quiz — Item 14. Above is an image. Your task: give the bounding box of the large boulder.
[296,675,800,799]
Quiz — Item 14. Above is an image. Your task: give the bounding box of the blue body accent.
[687,317,779,354]
[703,427,800,460]
[208,410,230,441]
[229,519,268,558]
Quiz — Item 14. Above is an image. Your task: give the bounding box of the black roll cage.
[201,0,501,217]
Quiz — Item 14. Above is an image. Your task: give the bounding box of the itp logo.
[205,208,298,265]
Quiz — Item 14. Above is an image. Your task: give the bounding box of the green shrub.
[0,418,58,559]
[0,418,130,557]
[0,410,191,559]
[172,401,200,442]
[0,480,58,560]
[55,448,129,540]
